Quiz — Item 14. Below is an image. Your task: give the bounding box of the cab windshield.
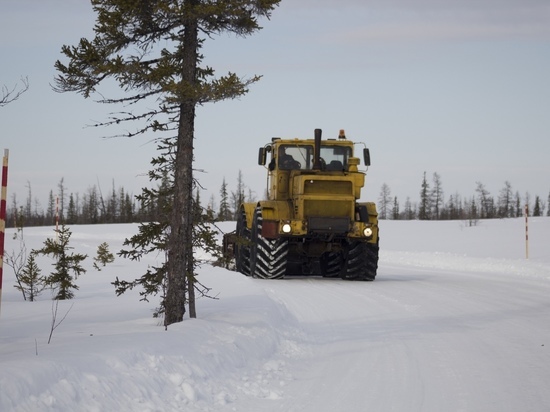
[276,144,352,171]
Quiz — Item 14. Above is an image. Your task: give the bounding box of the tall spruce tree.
[533,195,541,216]
[430,172,443,220]
[115,138,219,321]
[53,0,281,325]
[419,172,430,220]
[218,178,231,221]
[391,196,400,220]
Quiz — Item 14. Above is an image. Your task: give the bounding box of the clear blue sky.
[2,0,549,213]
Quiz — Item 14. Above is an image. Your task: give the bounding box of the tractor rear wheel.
[320,251,343,278]
[250,207,288,279]
[235,208,251,276]
[341,240,379,281]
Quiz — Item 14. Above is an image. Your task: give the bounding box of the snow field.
[1,218,549,411]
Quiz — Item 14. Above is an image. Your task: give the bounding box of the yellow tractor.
[226,128,379,280]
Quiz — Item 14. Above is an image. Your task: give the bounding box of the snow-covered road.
[267,263,550,412]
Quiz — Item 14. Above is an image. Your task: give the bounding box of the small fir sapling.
[94,242,115,270]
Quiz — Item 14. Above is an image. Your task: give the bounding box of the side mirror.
[258,147,267,166]
[363,148,371,166]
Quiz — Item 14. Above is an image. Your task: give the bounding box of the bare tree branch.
[0,77,29,107]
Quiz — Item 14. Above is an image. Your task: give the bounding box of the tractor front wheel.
[250,206,288,279]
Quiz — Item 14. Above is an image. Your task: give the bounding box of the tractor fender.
[256,200,292,221]
[357,202,378,223]
[240,202,257,230]
[241,201,292,230]
[244,200,293,239]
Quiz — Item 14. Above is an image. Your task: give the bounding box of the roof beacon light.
[338,129,346,139]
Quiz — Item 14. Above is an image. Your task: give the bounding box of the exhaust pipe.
[313,128,322,170]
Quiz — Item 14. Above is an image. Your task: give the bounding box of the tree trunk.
[188,249,196,319]
[165,15,199,326]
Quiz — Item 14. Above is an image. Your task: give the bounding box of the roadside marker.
[0,149,9,316]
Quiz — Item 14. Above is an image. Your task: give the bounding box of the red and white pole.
[524,204,529,259]
[0,149,9,316]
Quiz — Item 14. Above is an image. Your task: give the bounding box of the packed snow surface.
[1,218,550,411]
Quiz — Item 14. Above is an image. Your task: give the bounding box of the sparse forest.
[379,172,549,221]
[6,170,548,231]
[4,170,256,229]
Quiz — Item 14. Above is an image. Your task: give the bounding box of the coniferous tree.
[207,194,216,221]
[24,181,32,224]
[123,192,135,223]
[419,172,431,220]
[391,196,400,220]
[497,181,514,218]
[94,242,115,270]
[403,197,415,220]
[231,170,246,220]
[57,178,67,222]
[14,206,25,230]
[67,193,78,224]
[533,196,541,217]
[450,193,464,220]
[46,190,55,225]
[34,225,87,300]
[115,138,218,320]
[106,181,118,223]
[514,191,522,217]
[475,182,493,219]
[14,253,46,302]
[218,178,232,221]
[54,0,280,326]
[90,186,101,223]
[466,196,478,226]
[447,194,456,220]
[430,172,444,220]
[115,139,174,308]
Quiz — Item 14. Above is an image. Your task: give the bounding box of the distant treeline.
[5,172,253,228]
[5,172,549,228]
[378,172,549,221]
[7,179,147,227]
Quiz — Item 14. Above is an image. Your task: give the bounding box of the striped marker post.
[525,204,529,259]
[0,149,9,316]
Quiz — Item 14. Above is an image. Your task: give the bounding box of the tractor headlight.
[282,223,292,234]
[363,227,373,237]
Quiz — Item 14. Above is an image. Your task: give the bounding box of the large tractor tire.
[250,206,288,279]
[235,209,251,276]
[320,251,344,278]
[341,240,379,281]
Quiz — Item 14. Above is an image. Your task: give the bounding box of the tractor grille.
[308,216,350,234]
[304,199,352,218]
[303,180,352,195]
